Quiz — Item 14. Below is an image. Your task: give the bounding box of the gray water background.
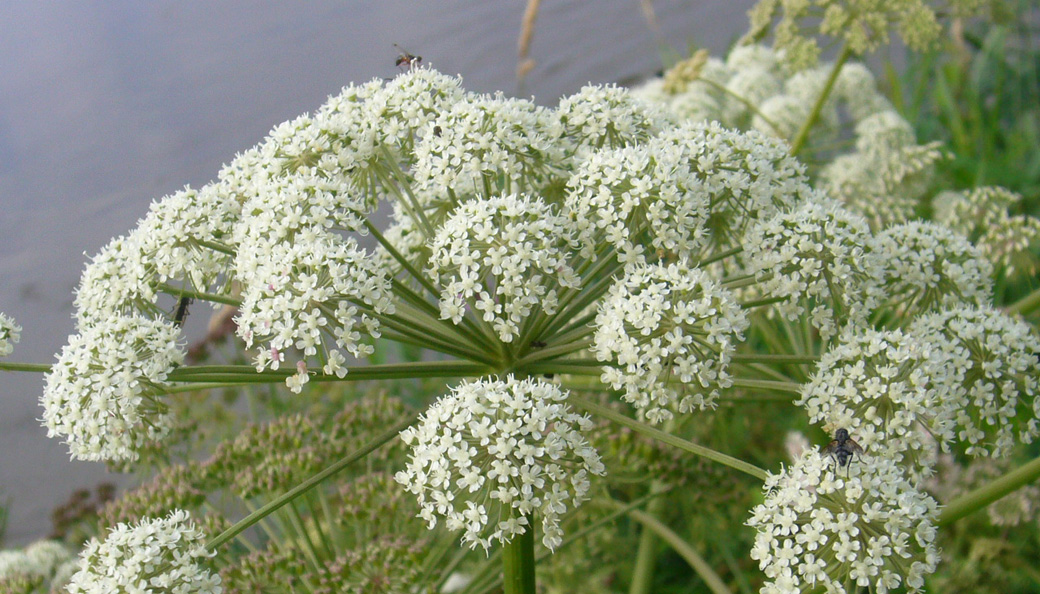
[0,1,753,546]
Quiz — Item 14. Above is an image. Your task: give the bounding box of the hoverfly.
[394,44,422,69]
[822,428,864,477]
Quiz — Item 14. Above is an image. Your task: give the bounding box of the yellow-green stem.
[788,44,852,156]
[568,396,768,480]
[627,508,732,594]
[939,454,1040,526]
[502,516,537,594]
[205,413,416,552]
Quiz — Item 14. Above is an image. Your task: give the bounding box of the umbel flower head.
[41,314,185,462]
[654,121,812,255]
[910,305,1040,458]
[933,186,1040,277]
[744,199,880,342]
[553,83,670,154]
[593,261,749,424]
[0,312,20,357]
[66,509,220,594]
[395,376,605,551]
[564,139,712,265]
[232,169,394,392]
[797,328,945,477]
[428,193,580,343]
[872,221,993,319]
[747,451,940,594]
[413,94,567,204]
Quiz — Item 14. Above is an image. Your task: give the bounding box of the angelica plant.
[2,18,1040,592]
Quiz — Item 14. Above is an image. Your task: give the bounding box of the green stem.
[1006,286,1040,316]
[205,413,416,552]
[168,360,490,383]
[627,508,732,594]
[0,362,52,373]
[628,490,664,594]
[568,396,768,480]
[730,354,817,365]
[788,43,852,156]
[938,455,1040,527]
[729,378,802,395]
[156,283,241,306]
[502,515,537,594]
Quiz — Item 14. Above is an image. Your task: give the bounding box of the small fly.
[173,296,193,327]
[822,428,864,478]
[395,44,422,69]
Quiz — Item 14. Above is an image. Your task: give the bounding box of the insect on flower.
[173,297,193,328]
[822,427,864,477]
[394,44,422,69]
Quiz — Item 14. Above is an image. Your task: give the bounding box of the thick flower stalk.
[0,312,20,357]
[797,328,945,476]
[66,510,220,594]
[744,199,881,341]
[593,262,749,424]
[428,193,580,343]
[747,451,941,594]
[41,314,184,462]
[909,305,1040,457]
[395,376,605,551]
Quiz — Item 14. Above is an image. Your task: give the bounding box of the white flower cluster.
[747,451,940,594]
[362,66,466,158]
[395,376,605,551]
[554,83,669,154]
[0,312,20,357]
[564,140,711,264]
[41,315,184,462]
[654,121,812,254]
[821,111,944,229]
[593,262,749,424]
[74,183,240,330]
[0,539,76,591]
[413,94,566,203]
[745,199,880,341]
[872,221,993,318]
[796,328,944,476]
[67,509,220,594]
[934,186,1040,276]
[428,194,579,343]
[232,161,394,391]
[635,46,942,230]
[910,305,1040,457]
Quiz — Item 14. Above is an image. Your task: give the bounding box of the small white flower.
[747,451,940,594]
[0,312,21,358]
[66,510,220,594]
[41,314,185,462]
[395,376,605,551]
[593,261,749,423]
